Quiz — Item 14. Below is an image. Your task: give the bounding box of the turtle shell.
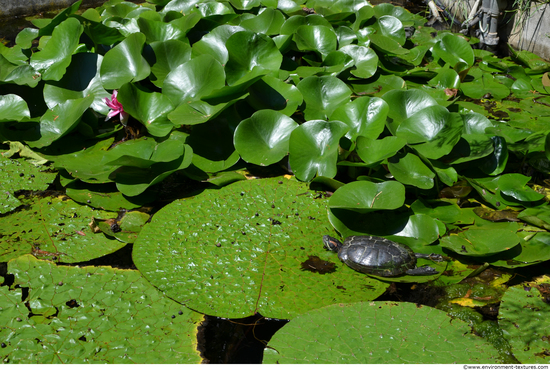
[337,235,417,277]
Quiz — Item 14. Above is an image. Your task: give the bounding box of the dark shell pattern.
[338,235,417,277]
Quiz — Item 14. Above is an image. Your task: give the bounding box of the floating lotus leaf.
[0,255,203,363]
[499,275,550,363]
[133,177,388,319]
[0,155,57,214]
[0,195,124,263]
[263,301,501,363]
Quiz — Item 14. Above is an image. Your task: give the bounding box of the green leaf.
[234,110,298,166]
[43,53,110,115]
[293,25,338,56]
[388,152,435,189]
[339,45,378,79]
[356,136,407,165]
[0,155,57,214]
[297,75,352,120]
[0,94,30,122]
[29,95,94,148]
[328,180,405,212]
[163,54,225,106]
[133,177,388,319]
[29,18,83,81]
[440,221,520,257]
[397,106,463,159]
[246,75,303,116]
[224,31,283,86]
[263,301,501,363]
[117,83,175,137]
[239,8,285,35]
[289,120,349,181]
[382,88,438,123]
[499,275,550,364]
[428,68,460,89]
[478,136,508,176]
[0,195,123,263]
[372,15,406,45]
[100,32,151,90]
[191,25,245,65]
[432,33,474,70]
[497,173,545,202]
[461,71,511,100]
[148,39,192,88]
[1,255,203,363]
[330,96,389,141]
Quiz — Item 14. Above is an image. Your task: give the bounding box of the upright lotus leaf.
[356,135,407,165]
[478,136,508,176]
[246,76,303,116]
[29,18,83,81]
[163,54,226,106]
[0,255,203,364]
[224,31,283,86]
[328,180,406,213]
[297,75,352,120]
[387,152,435,189]
[330,96,388,142]
[397,106,464,159]
[0,155,57,214]
[149,39,192,88]
[497,173,545,203]
[280,14,333,35]
[186,118,240,173]
[0,195,124,263]
[289,120,349,182]
[239,8,285,35]
[43,53,110,115]
[338,45,378,79]
[440,221,520,257]
[432,33,474,71]
[499,276,550,364]
[100,32,151,90]
[461,111,495,134]
[293,25,338,57]
[428,68,461,89]
[229,0,261,9]
[137,15,195,43]
[117,83,175,137]
[263,301,501,363]
[234,110,298,166]
[27,95,94,149]
[133,177,388,319]
[191,25,245,65]
[0,94,30,122]
[372,15,406,45]
[382,89,438,124]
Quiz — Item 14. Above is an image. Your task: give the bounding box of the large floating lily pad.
[0,255,203,363]
[499,275,550,364]
[133,177,388,319]
[0,155,57,214]
[263,301,501,363]
[0,195,125,263]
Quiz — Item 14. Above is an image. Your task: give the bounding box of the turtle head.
[323,235,342,252]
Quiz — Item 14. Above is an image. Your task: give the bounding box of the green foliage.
[0,255,203,363]
[1,0,550,363]
[263,301,501,363]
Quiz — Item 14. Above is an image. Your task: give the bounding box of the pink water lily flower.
[104,90,129,125]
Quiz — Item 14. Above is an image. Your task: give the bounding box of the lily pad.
[263,301,501,363]
[499,275,550,364]
[133,177,388,319]
[0,195,124,263]
[0,255,203,363]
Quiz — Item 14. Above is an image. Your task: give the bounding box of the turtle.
[322,235,443,277]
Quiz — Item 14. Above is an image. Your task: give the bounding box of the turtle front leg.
[415,253,445,262]
[405,265,438,276]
